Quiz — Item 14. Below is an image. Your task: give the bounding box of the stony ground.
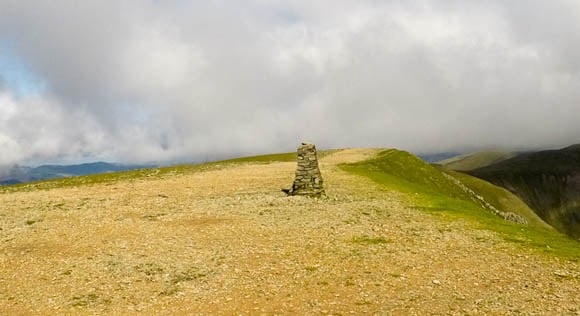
[0,149,578,315]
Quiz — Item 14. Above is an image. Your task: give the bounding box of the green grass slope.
[441,168,551,229]
[342,149,579,260]
[437,150,516,171]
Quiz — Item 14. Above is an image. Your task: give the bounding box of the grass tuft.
[352,236,391,245]
[25,219,37,225]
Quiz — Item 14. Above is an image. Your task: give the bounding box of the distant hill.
[437,150,516,171]
[469,144,580,239]
[0,162,153,185]
[417,151,462,163]
[0,179,22,185]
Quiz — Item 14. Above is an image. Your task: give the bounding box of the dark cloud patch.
[0,0,579,167]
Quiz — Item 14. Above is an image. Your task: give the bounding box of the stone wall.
[283,143,325,197]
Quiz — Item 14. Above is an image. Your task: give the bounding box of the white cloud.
[0,0,579,167]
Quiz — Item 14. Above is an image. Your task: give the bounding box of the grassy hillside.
[437,150,516,171]
[341,149,579,259]
[470,145,580,239]
[441,168,551,229]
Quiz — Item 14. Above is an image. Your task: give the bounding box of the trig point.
[283,142,325,197]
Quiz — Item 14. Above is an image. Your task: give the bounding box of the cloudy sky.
[1,0,579,167]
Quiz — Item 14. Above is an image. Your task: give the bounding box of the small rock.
[553,271,568,278]
[432,279,441,285]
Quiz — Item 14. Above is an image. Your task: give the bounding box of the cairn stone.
[283,142,325,197]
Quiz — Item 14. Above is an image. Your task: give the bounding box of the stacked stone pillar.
[283,142,325,197]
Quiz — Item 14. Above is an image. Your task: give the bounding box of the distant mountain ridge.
[417,152,462,163]
[469,144,580,239]
[437,150,517,171]
[0,162,154,185]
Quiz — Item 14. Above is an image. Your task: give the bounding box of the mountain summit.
[1,149,577,314]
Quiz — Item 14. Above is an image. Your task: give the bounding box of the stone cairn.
[282,142,325,197]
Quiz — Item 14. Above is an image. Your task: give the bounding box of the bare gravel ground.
[1,149,578,315]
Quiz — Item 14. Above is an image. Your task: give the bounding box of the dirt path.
[1,149,578,315]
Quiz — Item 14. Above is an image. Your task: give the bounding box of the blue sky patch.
[0,42,47,97]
